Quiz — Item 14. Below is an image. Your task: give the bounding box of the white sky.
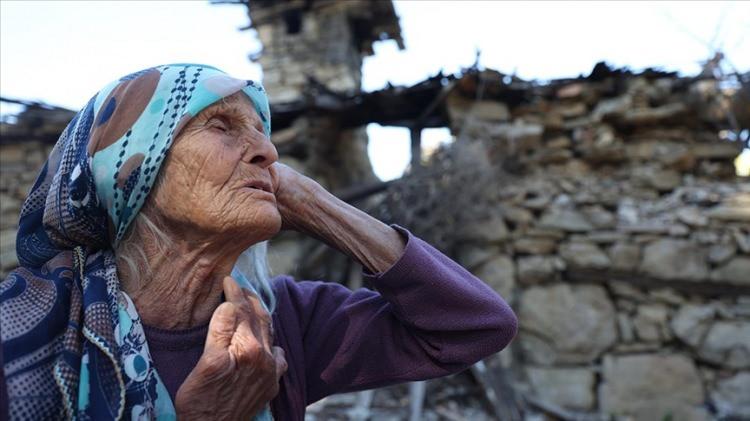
[1,1,748,180]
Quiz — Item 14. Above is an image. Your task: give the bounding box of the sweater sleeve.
[275,225,517,404]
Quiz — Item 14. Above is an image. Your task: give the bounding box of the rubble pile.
[253,64,750,420]
[1,62,748,419]
[378,65,749,420]
[0,100,72,271]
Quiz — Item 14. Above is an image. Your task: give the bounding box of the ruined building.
[235,2,750,420]
[239,0,403,192]
[1,0,749,420]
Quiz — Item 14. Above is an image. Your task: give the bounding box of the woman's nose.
[246,137,279,168]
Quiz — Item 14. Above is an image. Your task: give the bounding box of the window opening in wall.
[367,124,453,181]
[282,9,303,34]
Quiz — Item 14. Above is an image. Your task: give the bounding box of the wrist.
[295,189,405,272]
[279,178,327,234]
[296,183,337,236]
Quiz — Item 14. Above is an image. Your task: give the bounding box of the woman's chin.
[202,201,282,243]
[245,208,282,241]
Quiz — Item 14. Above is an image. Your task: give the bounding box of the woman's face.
[148,92,281,244]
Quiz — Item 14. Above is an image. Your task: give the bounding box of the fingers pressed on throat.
[222,276,244,304]
[222,276,277,353]
[245,291,272,346]
[205,302,237,353]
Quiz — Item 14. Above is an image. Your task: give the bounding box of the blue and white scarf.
[1,64,273,420]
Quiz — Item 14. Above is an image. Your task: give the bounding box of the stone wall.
[0,140,54,273]
[246,0,402,103]
[2,30,749,421]
[1,102,73,275]
[244,1,400,194]
[422,69,750,420]
[255,7,363,104]
[243,0,404,280]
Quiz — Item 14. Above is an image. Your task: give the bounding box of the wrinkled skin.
[120,91,405,419]
[125,92,296,330]
[124,92,293,419]
[174,277,287,420]
[149,92,282,245]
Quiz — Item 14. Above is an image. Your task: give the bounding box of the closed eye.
[207,116,230,132]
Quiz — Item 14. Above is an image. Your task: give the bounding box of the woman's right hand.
[175,276,287,420]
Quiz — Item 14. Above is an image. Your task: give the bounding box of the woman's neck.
[119,227,244,330]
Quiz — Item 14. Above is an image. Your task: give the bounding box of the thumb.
[204,302,237,354]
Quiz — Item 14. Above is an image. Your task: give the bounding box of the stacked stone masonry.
[441,69,749,420]
[247,0,402,103]
[2,66,749,420]
[0,140,54,271]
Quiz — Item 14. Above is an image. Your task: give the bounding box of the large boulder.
[711,257,750,285]
[719,193,750,216]
[473,255,515,299]
[671,304,750,369]
[706,204,750,223]
[516,256,563,285]
[633,165,682,192]
[538,208,594,232]
[708,243,736,265]
[599,354,706,421]
[609,242,641,271]
[581,205,616,229]
[698,321,750,369]
[640,239,709,281]
[632,303,671,342]
[711,372,750,419]
[676,207,709,227]
[671,304,715,348]
[518,284,616,364]
[559,241,611,269]
[513,237,557,255]
[526,367,595,410]
[457,214,509,243]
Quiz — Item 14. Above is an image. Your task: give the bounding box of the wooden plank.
[409,381,426,421]
[469,360,523,421]
[410,127,422,169]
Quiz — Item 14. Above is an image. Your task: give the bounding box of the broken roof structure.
[1,1,749,418]
[219,0,403,103]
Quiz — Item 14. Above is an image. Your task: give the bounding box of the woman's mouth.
[243,180,273,193]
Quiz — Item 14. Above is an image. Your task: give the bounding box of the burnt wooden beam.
[565,268,750,296]
[335,179,395,203]
[470,361,523,421]
[410,127,422,169]
[269,73,456,131]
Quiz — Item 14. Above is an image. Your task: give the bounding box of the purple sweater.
[0,227,518,420]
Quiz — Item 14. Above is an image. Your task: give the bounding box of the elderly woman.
[0,64,517,420]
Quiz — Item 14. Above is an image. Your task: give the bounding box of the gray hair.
[115,211,277,313]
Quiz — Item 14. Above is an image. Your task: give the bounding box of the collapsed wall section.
[394,67,750,420]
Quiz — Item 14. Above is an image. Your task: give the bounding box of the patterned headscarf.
[1,64,273,420]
